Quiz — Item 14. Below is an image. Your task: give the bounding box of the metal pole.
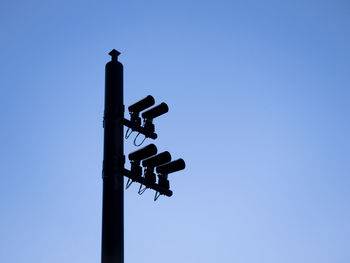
[102,50,124,263]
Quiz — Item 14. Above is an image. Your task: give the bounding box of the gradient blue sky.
[1,0,349,262]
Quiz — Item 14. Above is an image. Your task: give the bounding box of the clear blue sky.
[1,0,349,262]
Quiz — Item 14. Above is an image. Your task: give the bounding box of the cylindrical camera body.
[142,102,169,119]
[128,95,155,113]
[128,144,157,161]
[156,158,186,175]
[142,151,171,167]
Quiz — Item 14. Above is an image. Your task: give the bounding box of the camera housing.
[128,95,155,126]
[141,103,168,133]
[128,144,157,162]
[142,151,171,184]
[156,159,186,175]
[128,95,155,113]
[142,151,171,168]
[142,102,169,120]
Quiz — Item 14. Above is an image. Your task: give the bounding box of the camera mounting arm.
[122,118,158,139]
[122,168,173,197]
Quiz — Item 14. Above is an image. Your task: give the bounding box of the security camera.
[128,95,155,113]
[142,152,171,184]
[141,103,169,133]
[128,144,157,162]
[141,103,168,120]
[142,151,171,168]
[156,159,185,175]
[127,95,155,126]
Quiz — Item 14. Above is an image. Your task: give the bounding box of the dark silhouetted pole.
[102,50,124,263]
[100,49,185,262]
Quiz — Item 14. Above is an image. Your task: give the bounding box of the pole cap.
[109,49,121,61]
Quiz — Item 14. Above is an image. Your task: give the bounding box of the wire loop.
[126,178,133,189]
[133,132,146,146]
[138,184,147,195]
[154,192,161,201]
[125,127,133,139]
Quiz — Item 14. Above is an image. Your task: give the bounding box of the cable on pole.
[133,132,146,146]
[126,178,133,189]
[125,127,133,139]
[138,184,147,195]
[154,192,161,201]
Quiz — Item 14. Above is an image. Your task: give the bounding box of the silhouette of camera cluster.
[123,96,185,201]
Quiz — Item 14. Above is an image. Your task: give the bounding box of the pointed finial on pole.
[109,49,121,61]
